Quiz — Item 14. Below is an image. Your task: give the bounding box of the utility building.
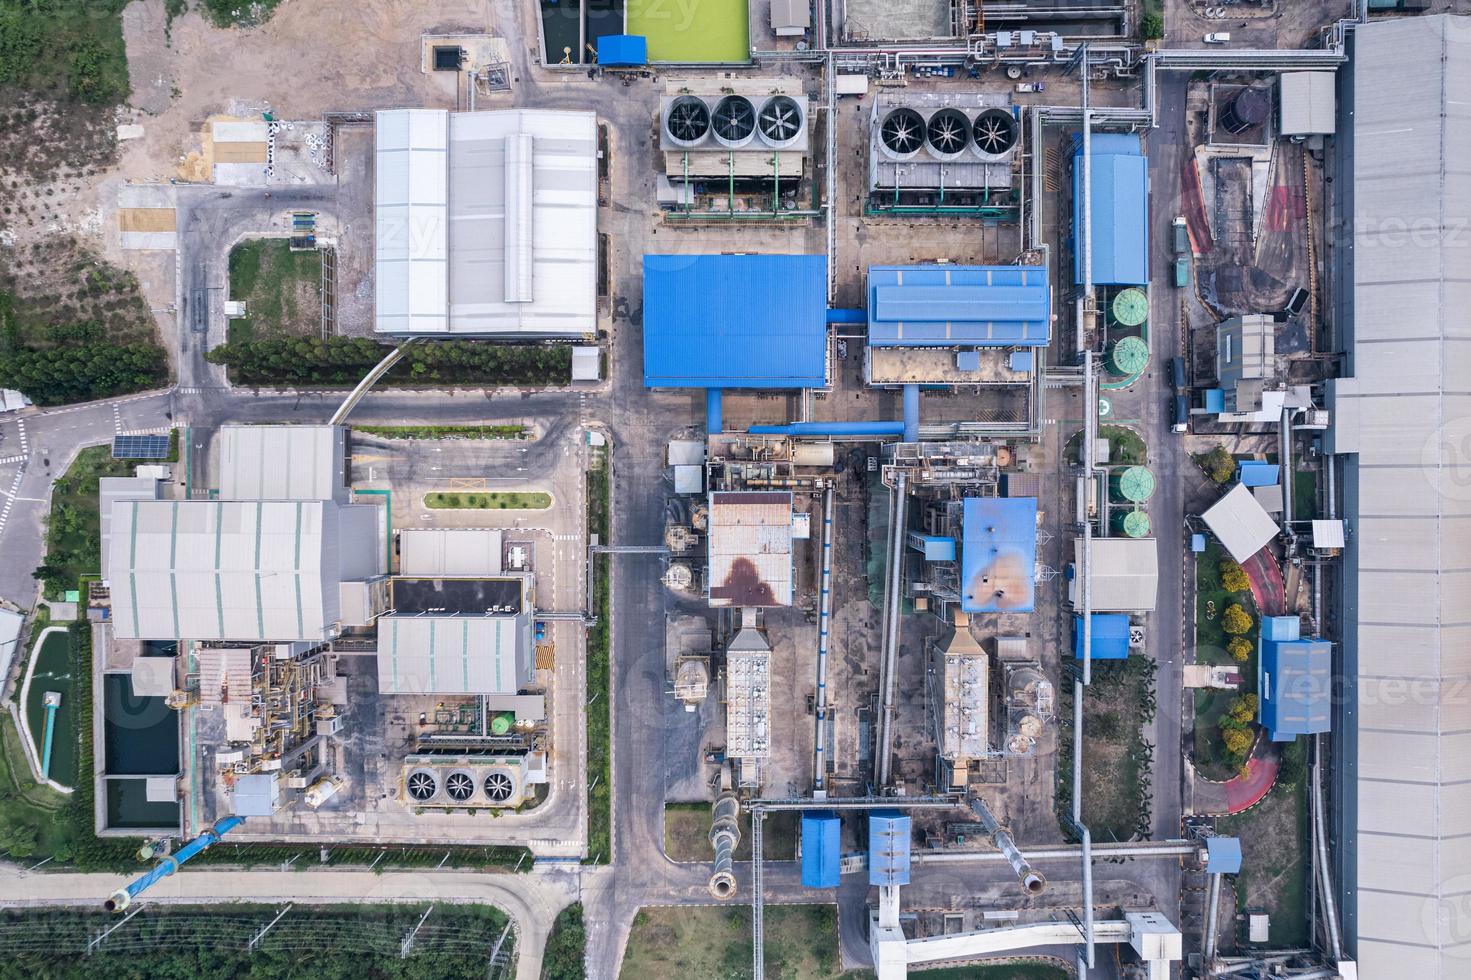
[217,425,349,502]
[706,491,796,608]
[374,108,597,337]
[1072,133,1148,286]
[1257,616,1330,741]
[959,497,1037,614]
[866,266,1050,348]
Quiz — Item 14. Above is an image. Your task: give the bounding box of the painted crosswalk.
[0,464,25,536]
[0,454,26,466]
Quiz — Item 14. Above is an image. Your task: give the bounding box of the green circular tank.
[1112,465,1156,503]
[1108,335,1149,376]
[490,712,515,736]
[1111,288,1149,327]
[1113,508,1152,538]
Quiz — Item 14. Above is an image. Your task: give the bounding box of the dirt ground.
[1216,764,1310,949]
[0,237,159,348]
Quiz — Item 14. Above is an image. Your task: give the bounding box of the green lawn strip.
[1098,424,1147,465]
[206,336,572,387]
[663,803,797,862]
[585,450,611,864]
[621,905,841,980]
[1293,469,1317,522]
[424,491,551,510]
[1192,540,1263,771]
[1216,753,1310,948]
[35,446,135,600]
[356,424,526,441]
[1192,690,1239,781]
[543,902,586,980]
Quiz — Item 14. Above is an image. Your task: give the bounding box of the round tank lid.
[1118,465,1157,502]
[490,712,514,735]
[1109,335,1149,376]
[1121,508,1152,537]
[1111,288,1149,327]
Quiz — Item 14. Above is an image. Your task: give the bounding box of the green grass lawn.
[1194,539,1257,664]
[1192,689,1239,781]
[586,451,611,864]
[626,0,750,62]
[354,424,526,441]
[621,905,841,980]
[1293,470,1317,522]
[36,446,136,600]
[23,628,77,787]
[1217,751,1310,948]
[226,239,323,342]
[663,803,797,862]
[424,491,552,510]
[1058,658,1156,843]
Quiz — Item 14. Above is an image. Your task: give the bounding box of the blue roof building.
[1072,613,1131,660]
[642,254,829,388]
[1205,836,1243,874]
[909,533,956,562]
[868,810,911,887]
[596,35,647,66]
[866,265,1051,347]
[960,497,1038,614]
[1072,133,1149,286]
[800,811,841,889]
[1258,615,1332,741]
[1237,461,1281,488]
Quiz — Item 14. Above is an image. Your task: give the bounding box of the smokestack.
[708,793,742,899]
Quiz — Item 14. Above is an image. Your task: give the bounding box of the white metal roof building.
[1279,72,1336,136]
[1201,483,1280,564]
[218,425,347,502]
[1329,16,1471,973]
[398,528,503,577]
[374,108,598,337]
[375,614,530,695]
[107,500,382,642]
[99,476,162,578]
[1069,537,1158,612]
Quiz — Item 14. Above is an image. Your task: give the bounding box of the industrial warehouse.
[0,3,1452,980]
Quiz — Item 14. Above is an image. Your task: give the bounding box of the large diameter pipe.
[969,796,1047,895]
[748,420,906,438]
[902,385,920,443]
[709,793,742,899]
[876,473,908,788]
[813,489,835,795]
[106,816,245,911]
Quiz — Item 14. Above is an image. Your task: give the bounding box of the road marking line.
[16,419,27,454]
[112,405,122,434]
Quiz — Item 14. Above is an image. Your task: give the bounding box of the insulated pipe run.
[902,384,920,443]
[1203,870,1223,963]
[707,389,723,435]
[106,816,245,911]
[748,421,906,438]
[968,795,1047,895]
[813,488,835,796]
[876,473,908,788]
[709,793,742,899]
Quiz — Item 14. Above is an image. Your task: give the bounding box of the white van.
[1203,32,1231,44]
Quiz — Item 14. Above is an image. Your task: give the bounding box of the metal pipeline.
[1203,870,1223,963]
[876,473,908,788]
[707,389,723,435]
[813,488,835,796]
[902,384,920,443]
[709,793,742,899]
[106,816,245,911]
[748,421,905,438]
[968,795,1047,895]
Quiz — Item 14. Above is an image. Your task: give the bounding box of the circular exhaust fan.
[712,96,756,143]
[926,108,971,157]
[445,770,476,803]
[483,770,516,803]
[666,96,710,145]
[880,108,925,156]
[406,769,439,802]
[972,108,1018,155]
[758,96,802,145]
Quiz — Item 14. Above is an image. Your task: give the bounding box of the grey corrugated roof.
[1279,72,1335,136]
[218,425,346,502]
[375,614,529,694]
[398,528,503,577]
[1343,16,1471,975]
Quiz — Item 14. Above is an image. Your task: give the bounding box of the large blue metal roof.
[801,811,841,889]
[1072,613,1131,660]
[866,265,1050,347]
[1258,616,1332,740]
[960,497,1037,614]
[1072,135,1149,286]
[642,254,829,388]
[868,810,911,887]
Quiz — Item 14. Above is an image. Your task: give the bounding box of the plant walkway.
[1242,550,1287,617]
[1190,731,1281,815]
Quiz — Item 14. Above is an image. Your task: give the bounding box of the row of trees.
[0,341,166,405]
[206,336,573,387]
[1219,693,1262,762]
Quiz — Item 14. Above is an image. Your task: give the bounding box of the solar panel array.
[112,434,170,459]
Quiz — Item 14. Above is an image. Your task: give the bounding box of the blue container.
[801,811,841,888]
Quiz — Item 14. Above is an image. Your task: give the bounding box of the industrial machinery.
[708,792,741,898]
[870,93,1020,212]
[659,88,811,181]
[400,753,541,809]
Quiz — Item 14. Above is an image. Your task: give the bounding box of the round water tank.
[1112,465,1157,504]
[1111,287,1149,328]
[1107,335,1149,377]
[1113,508,1152,538]
[1222,87,1270,134]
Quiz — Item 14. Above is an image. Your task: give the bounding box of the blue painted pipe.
[902,384,920,443]
[826,308,866,324]
[749,421,906,437]
[106,816,245,910]
[706,389,723,434]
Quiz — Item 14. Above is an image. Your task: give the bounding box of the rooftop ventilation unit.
[400,755,531,809]
[483,770,516,803]
[406,768,439,803]
[972,108,1019,156]
[926,108,972,159]
[658,90,811,180]
[879,108,926,160]
[869,94,1021,198]
[444,769,476,802]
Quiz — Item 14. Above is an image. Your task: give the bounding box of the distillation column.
[709,792,742,899]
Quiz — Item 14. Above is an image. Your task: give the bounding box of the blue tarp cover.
[596,35,647,66]
[643,254,829,388]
